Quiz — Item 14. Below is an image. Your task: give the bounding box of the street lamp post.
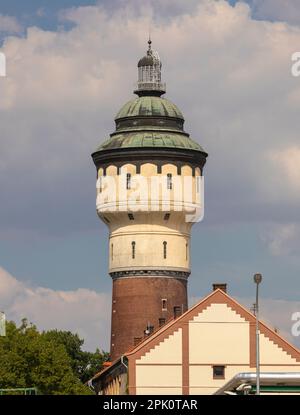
[253,273,262,395]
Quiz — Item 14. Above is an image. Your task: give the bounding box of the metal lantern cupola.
[134,39,166,97]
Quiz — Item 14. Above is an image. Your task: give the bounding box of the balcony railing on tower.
[134,81,166,94]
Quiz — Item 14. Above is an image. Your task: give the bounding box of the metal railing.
[134,81,166,92]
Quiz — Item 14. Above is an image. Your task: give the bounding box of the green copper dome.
[93,95,207,153]
[115,96,183,120]
[92,42,207,157]
[97,131,203,152]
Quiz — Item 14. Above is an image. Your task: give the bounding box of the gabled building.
[90,285,300,395]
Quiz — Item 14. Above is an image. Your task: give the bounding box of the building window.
[128,213,134,220]
[126,173,131,190]
[134,337,142,346]
[131,241,136,259]
[159,318,166,327]
[144,324,154,336]
[196,176,200,193]
[163,241,167,259]
[173,306,182,318]
[164,213,170,221]
[99,176,102,193]
[167,173,172,190]
[186,242,188,261]
[162,299,167,311]
[111,243,113,261]
[213,365,225,379]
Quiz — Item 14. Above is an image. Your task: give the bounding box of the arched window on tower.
[126,173,131,190]
[186,242,188,261]
[111,243,113,261]
[132,241,136,259]
[196,176,200,193]
[167,173,172,190]
[163,241,167,259]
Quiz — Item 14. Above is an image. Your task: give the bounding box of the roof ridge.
[125,289,219,357]
[126,289,300,362]
[216,290,300,361]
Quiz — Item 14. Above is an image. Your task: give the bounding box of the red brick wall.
[110,277,188,361]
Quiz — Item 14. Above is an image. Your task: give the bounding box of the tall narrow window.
[131,241,136,259]
[163,241,167,259]
[167,173,172,190]
[173,306,182,318]
[111,243,113,261]
[186,242,188,261]
[99,176,102,193]
[126,173,131,190]
[162,299,167,311]
[196,176,200,193]
[134,337,142,346]
[159,318,166,327]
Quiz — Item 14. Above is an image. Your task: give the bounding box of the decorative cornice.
[92,147,207,173]
[109,269,190,280]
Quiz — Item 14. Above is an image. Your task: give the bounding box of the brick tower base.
[110,276,188,361]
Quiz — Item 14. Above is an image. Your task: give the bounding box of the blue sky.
[0,0,92,30]
[1,0,300,350]
[0,1,277,34]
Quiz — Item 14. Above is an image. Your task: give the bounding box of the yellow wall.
[136,365,182,388]
[136,387,182,395]
[138,329,182,364]
[133,302,300,395]
[96,161,198,273]
[259,333,298,364]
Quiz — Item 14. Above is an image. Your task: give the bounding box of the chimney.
[212,283,227,293]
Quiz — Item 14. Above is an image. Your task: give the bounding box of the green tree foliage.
[0,319,108,394]
[43,329,109,383]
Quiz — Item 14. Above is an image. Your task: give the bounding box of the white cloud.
[0,14,21,33]
[0,267,111,351]
[261,223,300,257]
[251,0,300,26]
[2,265,299,355]
[270,146,300,191]
[0,1,299,238]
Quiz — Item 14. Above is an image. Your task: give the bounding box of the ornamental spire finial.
[147,35,152,54]
[135,38,166,97]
